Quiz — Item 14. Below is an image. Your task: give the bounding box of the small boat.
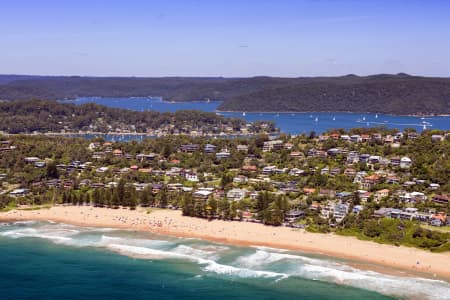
[315,117,319,122]
[362,116,366,121]
[423,124,427,130]
[375,114,378,119]
[291,113,295,116]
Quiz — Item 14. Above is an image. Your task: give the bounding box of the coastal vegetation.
[0,100,275,135]
[0,129,449,251]
[1,74,449,115]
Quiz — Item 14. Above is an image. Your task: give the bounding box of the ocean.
[1,221,449,300]
[65,97,450,135]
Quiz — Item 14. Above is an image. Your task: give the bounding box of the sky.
[1,0,450,77]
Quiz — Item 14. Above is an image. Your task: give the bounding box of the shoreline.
[1,205,450,281]
[216,109,450,117]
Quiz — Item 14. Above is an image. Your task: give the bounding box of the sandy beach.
[1,205,449,280]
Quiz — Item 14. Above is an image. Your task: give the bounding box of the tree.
[46,161,58,179]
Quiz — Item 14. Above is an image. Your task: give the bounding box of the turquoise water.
[1,221,450,299]
[67,97,450,135]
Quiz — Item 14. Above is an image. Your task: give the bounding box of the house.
[429,183,440,190]
[360,174,381,189]
[336,191,353,201]
[320,167,329,175]
[407,132,419,140]
[390,157,401,167]
[350,135,361,143]
[290,151,304,158]
[284,143,294,150]
[136,153,157,161]
[285,209,305,223]
[386,175,400,184]
[356,190,372,202]
[183,171,198,182]
[375,189,390,201]
[319,135,330,142]
[361,134,371,142]
[330,167,341,176]
[242,165,257,172]
[34,161,46,168]
[320,202,335,219]
[111,149,122,157]
[430,213,447,226]
[400,192,426,203]
[289,168,305,176]
[233,175,248,184]
[400,157,412,169]
[96,167,109,173]
[236,145,248,152]
[262,165,276,175]
[358,154,369,163]
[9,189,30,197]
[263,140,283,152]
[303,187,316,195]
[368,155,381,164]
[327,148,341,156]
[432,194,449,204]
[24,157,40,163]
[334,203,350,222]
[193,188,213,201]
[226,188,247,201]
[180,144,200,153]
[330,133,340,140]
[344,168,357,177]
[319,189,336,198]
[204,144,217,153]
[374,207,394,218]
[352,205,364,214]
[431,135,443,142]
[88,142,101,150]
[216,151,231,159]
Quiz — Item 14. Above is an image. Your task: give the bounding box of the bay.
[67,97,450,135]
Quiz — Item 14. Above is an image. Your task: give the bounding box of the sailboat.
[362,116,366,121]
[242,112,246,116]
[375,114,378,119]
[332,116,336,121]
[314,117,319,122]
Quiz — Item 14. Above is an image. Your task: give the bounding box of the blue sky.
[1,0,449,77]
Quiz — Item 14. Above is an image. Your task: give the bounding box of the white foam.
[106,243,287,279]
[236,249,450,299]
[292,261,450,300]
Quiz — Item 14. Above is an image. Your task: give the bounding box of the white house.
[226,188,247,201]
[400,157,412,169]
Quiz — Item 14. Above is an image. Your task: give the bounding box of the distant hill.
[220,74,450,115]
[0,74,449,115]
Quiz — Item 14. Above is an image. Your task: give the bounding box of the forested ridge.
[0,100,248,134]
[1,74,449,115]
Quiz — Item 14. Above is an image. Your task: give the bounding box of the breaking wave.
[1,221,449,299]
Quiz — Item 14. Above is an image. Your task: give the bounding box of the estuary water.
[1,221,450,300]
[67,97,450,134]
